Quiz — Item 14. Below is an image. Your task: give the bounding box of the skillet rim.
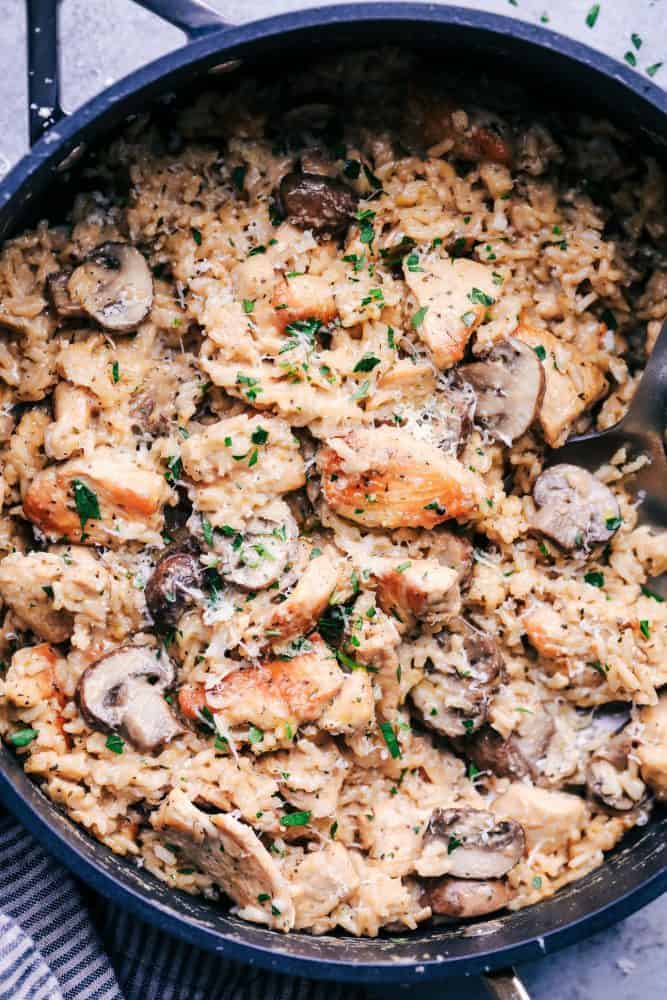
[0,2,665,982]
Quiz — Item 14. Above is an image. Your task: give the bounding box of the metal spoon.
[549,317,667,595]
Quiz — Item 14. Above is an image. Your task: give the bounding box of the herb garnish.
[72,480,101,531]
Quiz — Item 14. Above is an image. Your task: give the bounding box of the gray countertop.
[0,2,665,998]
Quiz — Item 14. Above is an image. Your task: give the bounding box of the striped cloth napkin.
[0,810,368,1000]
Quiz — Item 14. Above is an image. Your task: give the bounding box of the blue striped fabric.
[0,809,368,1000]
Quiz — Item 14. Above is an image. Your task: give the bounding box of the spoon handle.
[622,318,667,434]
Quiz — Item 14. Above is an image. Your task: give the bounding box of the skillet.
[0,1,665,993]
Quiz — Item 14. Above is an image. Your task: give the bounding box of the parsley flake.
[72,480,101,530]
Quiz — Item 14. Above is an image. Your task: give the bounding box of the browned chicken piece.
[267,547,341,642]
[180,636,344,735]
[516,322,607,447]
[319,670,375,735]
[372,558,460,631]
[317,427,484,529]
[522,603,583,660]
[4,643,62,711]
[271,274,336,333]
[285,843,360,930]
[404,257,499,370]
[493,783,587,852]
[152,788,295,931]
[637,695,667,801]
[23,447,169,545]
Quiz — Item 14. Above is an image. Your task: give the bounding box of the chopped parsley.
[363,164,382,190]
[468,287,494,307]
[42,585,54,599]
[164,456,183,484]
[589,660,609,676]
[106,733,124,754]
[584,571,604,588]
[111,360,120,384]
[251,426,269,445]
[247,448,259,468]
[248,245,266,257]
[586,4,600,29]
[72,480,101,531]
[191,227,202,246]
[411,306,428,329]
[405,252,422,272]
[605,516,622,531]
[280,810,311,827]
[380,721,402,759]
[624,51,637,67]
[533,344,547,361]
[424,500,446,515]
[9,728,38,748]
[461,310,476,328]
[236,373,262,402]
[532,875,543,890]
[641,585,664,602]
[231,165,247,191]
[242,299,255,314]
[353,353,381,373]
[352,379,370,401]
[330,820,338,839]
[447,835,462,854]
[257,893,271,903]
[640,620,651,639]
[356,208,376,247]
[395,561,412,574]
[248,725,264,744]
[387,327,396,349]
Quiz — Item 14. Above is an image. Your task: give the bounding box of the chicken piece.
[182,637,344,736]
[152,788,294,931]
[285,843,360,930]
[258,738,345,818]
[317,426,484,529]
[404,256,499,370]
[319,670,375,735]
[351,603,403,713]
[420,877,515,918]
[181,412,305,527]
[522,603,583,660]
[330,854,430,936]
[44,383,95,461]
[271,274,336,332]
[0,548,111,644]
[493,783,587,852]
[637,695,667,801]
[359,793,429,877]
[515,322,607,446]
[23,448,169,545]
[4,643,61,710]
[372,558,460,631]
[267,547,340,642]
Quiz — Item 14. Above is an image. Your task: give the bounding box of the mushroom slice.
[67,243,153,332]
[416,808,525,880]
[459,338,545,445]
[277,172,357,235]
[530,464,621,552]
[47,272,86,319]
[464,716,556,782]
[145,544,204,630]
[317,426,484,529]
[420,877,514,918]
[216,509,298,592]
[77,644,182,753]
[411,624,504,738]
[586,732,647,812]
[152,788,295,931]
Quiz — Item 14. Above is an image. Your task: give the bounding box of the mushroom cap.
[420,876,514,918]
[145,546,204,630]
[77,644,181,753]
[67,243,153,332]
[586,733,647,812]
[531,463,621,552]
[216,509,299,591]
[277,172,357,235]
[416,807,525,880]
[459,337,545,445]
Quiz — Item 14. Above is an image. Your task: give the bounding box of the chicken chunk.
[267,547,340,642]
[0,548,112,644]
[317,426,484,529]
[4,643,61,711]
[516,322,607,446]
[404,256,499,370]
[359,793,429,877]
[522,603,583,660]
[152,789,294,931]
[271,274,336,332]
[372,558,460,631]
[285,843,359,930]
[44,383,94,461]
[493,783,587,852]
[319,670,375,735]
[23,448,169,545]
[181,413,305,527]
[180,637,344,738]
[637,695,667,801]
[258,737,345,818]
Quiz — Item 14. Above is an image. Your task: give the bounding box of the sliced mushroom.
[464,715,556,782]
[277,172,357,235]
[145,543,204,630]
[411,624,503,738]
[530,464,621,552]
[416,808,525,880]
[420,876,514,918]
[215,509,298,591]
[77,644,182,752]
[47,272,86,319]
[67,243,153,332]
[586,732,647,812]
[459,338,545,445]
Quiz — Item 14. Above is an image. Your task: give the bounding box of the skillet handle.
[484,967,531,1000]
[25,0,232,147]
